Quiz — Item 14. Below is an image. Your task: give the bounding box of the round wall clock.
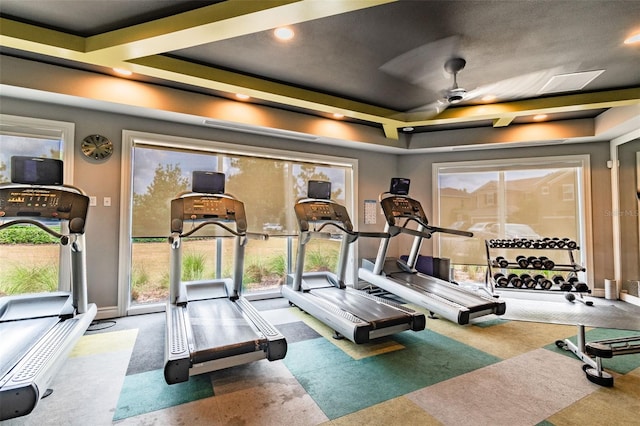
[81,134,114,160]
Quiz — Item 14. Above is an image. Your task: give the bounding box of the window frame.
[432,154,594,287]
[0,114,75,183]
[119,130,358,316]
[0,114,75,293]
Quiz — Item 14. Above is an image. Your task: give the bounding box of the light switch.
[103,197,111,207]
[89,196,97,206]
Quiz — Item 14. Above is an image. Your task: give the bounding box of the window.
[434,155,591,285]
[562,184,575,201]
[120,131,356,313]
[0,115,75,295]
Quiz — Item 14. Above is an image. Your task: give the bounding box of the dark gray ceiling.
[1,0,639,136]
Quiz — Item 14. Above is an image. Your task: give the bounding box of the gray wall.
[2,96,635,311]
[1,96,399,310]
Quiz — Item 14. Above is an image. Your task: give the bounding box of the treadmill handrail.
[315,221,391,241]
[0,219,66,240]
[179,220,243,238]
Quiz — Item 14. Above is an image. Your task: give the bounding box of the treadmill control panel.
[380,195,428,226]
[295,200,353,232]
[0,187,89,232]
[171,195,247,233]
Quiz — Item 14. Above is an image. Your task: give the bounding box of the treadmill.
[164,171,287,384]
[0,157,97,421]
[281,180,425,344]
[359,178,506,325]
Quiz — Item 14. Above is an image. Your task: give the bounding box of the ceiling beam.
[128,54,403,128]
[84,0,397,61]
[407,88,640,127]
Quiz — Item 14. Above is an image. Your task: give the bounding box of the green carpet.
[113,369,213,420]
[283,329,502,420]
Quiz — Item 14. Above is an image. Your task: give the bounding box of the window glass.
[128,137,353,306]
[436,159,585,285]
[0,118,70,296]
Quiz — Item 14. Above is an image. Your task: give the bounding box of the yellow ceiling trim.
[408,88,640,127]
[84,0,397,60]
[0,18,85,54]
[128,54,404,127]
[493,116,515,127]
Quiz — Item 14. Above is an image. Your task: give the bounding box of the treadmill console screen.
[308,180,331,200]
[389,178,410,195]
[380,196,428,226]
[192,171,225,194]
[11,156,63,185]
[0,187,89,232]
[294,201,353,232]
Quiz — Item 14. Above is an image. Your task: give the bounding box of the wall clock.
[81,134,113,160]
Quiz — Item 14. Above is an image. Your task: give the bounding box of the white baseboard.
[620,292,640,307]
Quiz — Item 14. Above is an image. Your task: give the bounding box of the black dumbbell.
[553,274,573,291]
[539,256,555,270]
[521,273,536,289]
[508,273,523,288]
[495,256,509,268]
[494,273,509,287]
[565,239,578,249]
[516,255,529,268]
[568,276,589,292]
[533,274,553,290]
[528,256,543,269]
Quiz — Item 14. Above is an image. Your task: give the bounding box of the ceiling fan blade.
[379,35,461,89]
[391,100,449,121]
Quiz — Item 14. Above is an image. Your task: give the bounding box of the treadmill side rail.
[0,304,97,421]
[164,304,191,384]
[235,297,287,361]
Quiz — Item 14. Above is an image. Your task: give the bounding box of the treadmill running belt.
[0,317,59,379]
[187,298,265,363]
[391,272,495,309]
[311,287,409,325]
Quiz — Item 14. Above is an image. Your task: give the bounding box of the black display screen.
[192,171,225,194]
[389,177,410,195]
[308,180,331,200]
[11,156,63,185]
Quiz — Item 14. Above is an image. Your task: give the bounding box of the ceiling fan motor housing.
[446,87,467,104]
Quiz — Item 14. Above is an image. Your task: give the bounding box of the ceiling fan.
[380,36,566,121]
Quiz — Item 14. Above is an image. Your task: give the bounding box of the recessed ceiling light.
[402,127,414,132]
[113,68,132,76]
[235,94,250,100]
[533,114,548,121]
[274,27,294,41]
[333,113,344,119]
[624,32,640,44]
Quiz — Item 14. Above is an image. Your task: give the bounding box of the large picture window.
[433,155,592,285]
[0,115,75,296]
[120,131,356,313]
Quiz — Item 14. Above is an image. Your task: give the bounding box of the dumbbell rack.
[485,238,588,294]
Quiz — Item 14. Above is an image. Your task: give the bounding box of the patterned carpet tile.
[406,348,597,426]
[284,330,501,420]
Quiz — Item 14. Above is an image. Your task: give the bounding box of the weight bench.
[556,324,640,387]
